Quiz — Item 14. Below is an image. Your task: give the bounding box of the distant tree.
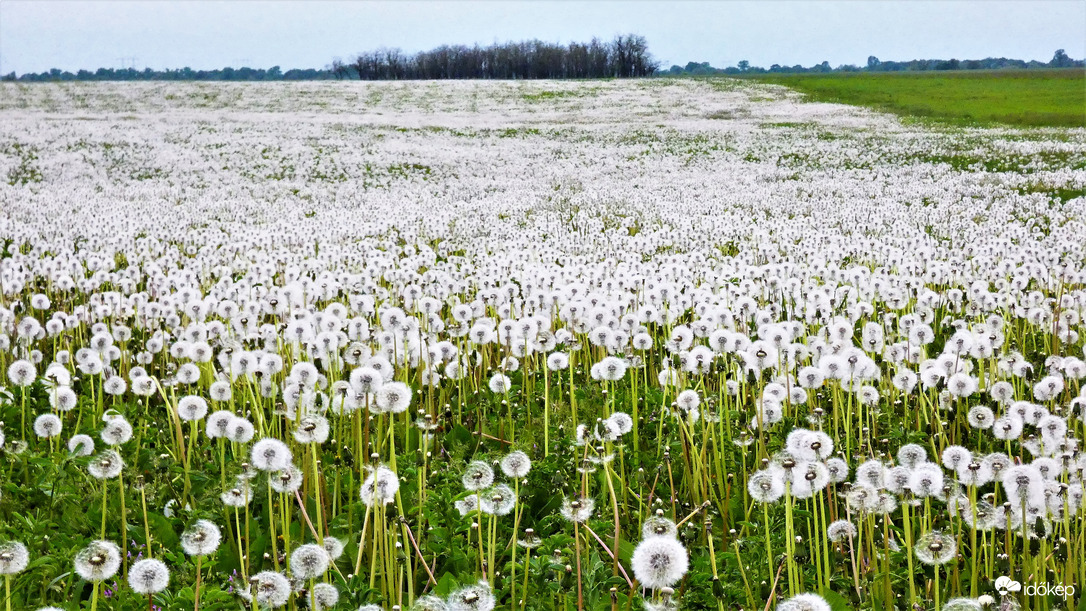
[1051,49,1072,68]
[737,60,750,72]
[329,59,349,79]
[867,56,881,70]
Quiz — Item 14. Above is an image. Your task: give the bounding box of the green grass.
[746,69,1086,128]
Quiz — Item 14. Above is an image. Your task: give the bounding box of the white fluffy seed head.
[308,582,339,611]
[251,438,292,471]
[128,558,169,594]
[251,570,291,608]
[447,581,496,611]
[33,413,62,439]
[289,543,330,580]
[631,537,688,590]
[0,541,30,575]
[776,593,832,611]
[360,465,399,506]
[177,395,208,421]
[87,450,123,479]
[461,461,494,491]
[68,434,95,456]
[74,540,121,582]
[181,520,222,556]
[500,450,531,478]
[375,381,412,413]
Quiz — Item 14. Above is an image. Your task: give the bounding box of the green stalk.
[119,471,128,576]
[100,479,108,539]
[194,555,203,611]
[762,501,774,581]
[521,546,531,611]
[354,503,372,576]
[140,483,152,558]
[310,443,325,543]
[934,565,941,611]
[544,366,550,457]
[784,483,797,595]
[903,501,916,608]
[267,478,279,570]
[488,514,497,585]
[511,479,521,605]
[234,506,247,581]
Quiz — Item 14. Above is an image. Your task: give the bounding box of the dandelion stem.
[355,503,372,577]
[194,555,203,611]
[573,521,584,611]
[140,483,152,558]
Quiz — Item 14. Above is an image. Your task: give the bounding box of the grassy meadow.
[748,69,1086,128]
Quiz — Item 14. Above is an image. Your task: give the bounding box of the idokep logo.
[995,576,1021,595]
[997,575,1075,598]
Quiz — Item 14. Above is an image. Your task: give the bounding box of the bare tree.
[342,35,657,80]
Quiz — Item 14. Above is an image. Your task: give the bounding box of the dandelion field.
[0,78,1085,611]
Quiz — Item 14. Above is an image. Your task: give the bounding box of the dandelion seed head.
[631,537,688,590]
[323,536,345,560]
[251,570,291,608]
[181,519,222,556]
[642,516,679,539]
[461,461,494,492]
[776,593,832,611]
[308,582,339,611]
[559,496,595,523]
[177,395,208,421]
[293,414,330,444]
[128,558,169,594]
[827,520,857,542]
[360,465,399,506]
[33,413,62,439]
[500,450,531,478]
[447,581,496,611]
[74,540,121,582]
[290,543,330,580]
[68,433,94,456]
[87,450,123,479]
[915,530,956,565]
[251,438,292,471]
[0,541,29,575]
[227,417,255,444]
[100,417,133,446]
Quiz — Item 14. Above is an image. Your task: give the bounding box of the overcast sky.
[1,1,1083,74]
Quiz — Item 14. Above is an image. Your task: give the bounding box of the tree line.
[5,46,1080,82]
[3,35,657,82]
[332,35,657,80]
[665,49,1084,76]
[4,65,334,82]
